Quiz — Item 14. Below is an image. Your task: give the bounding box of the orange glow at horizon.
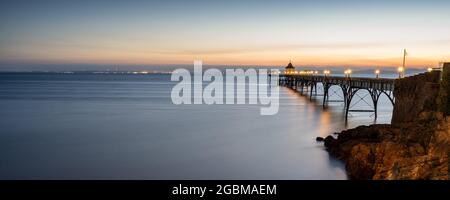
[4,43,448,68]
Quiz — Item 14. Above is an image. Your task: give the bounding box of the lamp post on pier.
[344,69,352,78]
[323,70,330,78]
[375,69,380,78]
[397,66,404,78]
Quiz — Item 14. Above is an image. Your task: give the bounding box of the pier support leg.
[322,84,329,108]
[345,87,358,121]
[314,83,317,95]
[370,90,382,119]
[341,85,349,110]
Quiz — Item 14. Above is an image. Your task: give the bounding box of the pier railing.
[278,74,395,120]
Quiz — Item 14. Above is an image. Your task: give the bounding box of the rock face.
[323,64,450,180]
[325,120,449,179]
[391,71,441,124]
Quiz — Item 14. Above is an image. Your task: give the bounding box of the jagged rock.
[324,120,449,180]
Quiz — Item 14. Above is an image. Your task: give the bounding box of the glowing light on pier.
[375,69,380,78]
[344,69,352,78]
[427,67,433,72]
[397,66,404,78]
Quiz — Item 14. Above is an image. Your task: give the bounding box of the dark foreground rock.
[324,117,449,180]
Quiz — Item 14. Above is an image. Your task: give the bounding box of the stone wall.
[391,70,442,124]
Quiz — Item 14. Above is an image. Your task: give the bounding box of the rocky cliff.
[391,71,441,124]
[321,63,450,180]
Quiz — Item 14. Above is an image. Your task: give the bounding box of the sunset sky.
[1,0,449,69]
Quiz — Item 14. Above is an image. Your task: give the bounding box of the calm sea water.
[0,73,394,179]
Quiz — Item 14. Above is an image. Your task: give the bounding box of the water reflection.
[0,74,392,179]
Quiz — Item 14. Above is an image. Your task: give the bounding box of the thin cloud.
[155,39,450,56]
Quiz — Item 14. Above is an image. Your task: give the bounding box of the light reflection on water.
[0,73,393,179]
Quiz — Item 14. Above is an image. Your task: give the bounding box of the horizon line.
[0,61,445,69]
